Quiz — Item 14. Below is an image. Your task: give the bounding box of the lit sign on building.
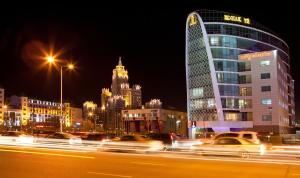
[224,15,251,25]
[239,51,273,60]
[189,14,197,26]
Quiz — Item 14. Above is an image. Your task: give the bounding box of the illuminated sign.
[239,51,273,60]
[224,15,251,25]
[189,14,197,26]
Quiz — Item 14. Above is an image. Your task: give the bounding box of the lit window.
[191,87,204,98]
[225,113,239,121]
[210,36,220,46]
[261,99,272,105]
[260,60,270,66]
[207,99,215,108]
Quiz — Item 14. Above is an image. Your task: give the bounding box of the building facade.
[122,108,187,136]
[101,57,142,135]
[185,10,294,138]
[238,50,295,134]
[1,94,73,131]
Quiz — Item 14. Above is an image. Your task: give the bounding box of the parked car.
[191,137,266,158]
[213,131,261,144]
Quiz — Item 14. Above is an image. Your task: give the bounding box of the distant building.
[70,107,83,130]
[101,57,142,134]
[145,99,162,109]
[101,57,142,110]
[122,108,187,136]
[82,101,97,119]
[1,94,72,131]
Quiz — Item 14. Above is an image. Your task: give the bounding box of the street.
[1,145,300,178]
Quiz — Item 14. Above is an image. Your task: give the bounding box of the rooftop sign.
[224,15,251,25]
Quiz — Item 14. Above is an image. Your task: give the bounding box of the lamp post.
[46,55,74,133]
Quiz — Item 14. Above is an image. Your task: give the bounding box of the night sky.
[0,2,299,120]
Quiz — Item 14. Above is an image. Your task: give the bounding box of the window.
[261,99,272,105]
[209,36,220,46]
[239,99,252,109]
[261,73,271,79]
[260,60,270,66]
[261,86,271,92]
[191,87,204,98]
[238,61,251,71]
[240,87,252,96]
[243,134,253,139]
[262,114,272,121]
[239,75,251,84]
[207,99,215,108]
[216,138,241,145]
[224,112,239,121]
[216,73,238,84]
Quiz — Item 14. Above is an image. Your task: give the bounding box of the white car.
[191,137,266,158]
[214,131,260,144]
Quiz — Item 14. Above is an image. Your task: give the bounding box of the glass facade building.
[186,10,294,138]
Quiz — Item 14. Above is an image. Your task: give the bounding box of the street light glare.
[47,56,55,63]
[68,64,74,70]
[88,112,93,116]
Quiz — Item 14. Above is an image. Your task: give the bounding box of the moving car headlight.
[149,141,163,151]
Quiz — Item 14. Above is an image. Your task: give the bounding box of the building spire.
[118,56,122,66]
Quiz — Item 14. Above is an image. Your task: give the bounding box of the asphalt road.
[0,145,300,178]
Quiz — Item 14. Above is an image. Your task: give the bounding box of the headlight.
[149,141,163,151]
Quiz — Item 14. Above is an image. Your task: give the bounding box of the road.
[0,145,300,178]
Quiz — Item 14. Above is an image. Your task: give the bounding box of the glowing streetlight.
[88,112,93,117]
[3,105,7,109]
[68,64,74,70]
[44,52,76,133]
[46,56,55,63]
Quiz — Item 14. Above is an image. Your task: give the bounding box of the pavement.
[1,145,300,178]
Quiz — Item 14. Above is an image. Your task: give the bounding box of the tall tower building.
[112,57,129,96]
[185,10,295,138]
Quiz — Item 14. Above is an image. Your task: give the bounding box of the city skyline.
[0,2,299,117]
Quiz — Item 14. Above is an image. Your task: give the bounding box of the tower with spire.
[101,57,142,110]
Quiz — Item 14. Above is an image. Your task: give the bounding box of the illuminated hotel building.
[1,95,73,131]
[185,10,295,138]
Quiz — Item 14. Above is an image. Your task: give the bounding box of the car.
[145,133,173,145]
[213,131,260,144]
[0,131,34,144]
[46,132,82,144]
[191,137,266,158]
[99,134,164,153]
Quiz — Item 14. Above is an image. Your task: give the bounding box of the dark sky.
[0,2,299,118]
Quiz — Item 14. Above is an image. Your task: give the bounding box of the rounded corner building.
[185,10,295,138]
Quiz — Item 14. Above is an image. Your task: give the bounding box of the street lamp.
[46,55,75,133]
